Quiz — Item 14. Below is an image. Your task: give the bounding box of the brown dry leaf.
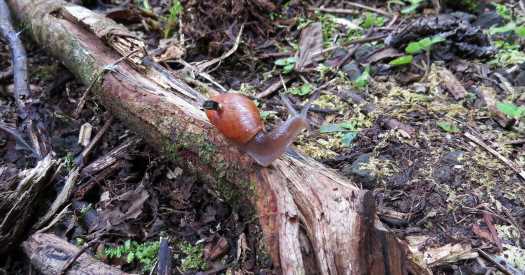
[155,38,186,62]
[483,212,503,251]
[96,184,149,232]
[204,236,230,260]
[295,22,323,72]
[478,86,516,128]
[437,68,466,100]
[365,47,403,64]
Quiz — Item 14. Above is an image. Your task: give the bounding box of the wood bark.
[22,233,131,275]
[6,0,411,273]
[0,155,58,254]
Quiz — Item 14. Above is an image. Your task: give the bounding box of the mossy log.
[6,0,410,273]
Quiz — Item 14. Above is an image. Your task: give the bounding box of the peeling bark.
[5,0,411,273]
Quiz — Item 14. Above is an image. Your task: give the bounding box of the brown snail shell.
[205,93,264,144]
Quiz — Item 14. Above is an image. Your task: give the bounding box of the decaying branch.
[0,0,51,158]
[0,155,59,254]
[23,233,130,275]
[6,0,411,273]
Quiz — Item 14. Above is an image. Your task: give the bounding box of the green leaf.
[341,132,358,146]
[320,121,356,133]
[496,102,525,118]
[401,0,423,14]
[289,83,313,96]
[283,64,295,74]
[489,22,517,35]
[124,240,132,250]
[515,25,525,37]
[274,57,296,66]
[437,121,460,133]
[361,12,385,29]
[389,55,413,66]
[354,66,370,89]
[492,3,512,20]
[405,35,445,54]
[127,252,135,263]
[260,110,277,121]
[168,0,183,21]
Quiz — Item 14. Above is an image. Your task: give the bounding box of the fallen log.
[22,233,130,275]
[6,0,410,273]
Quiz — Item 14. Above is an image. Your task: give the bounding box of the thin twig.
[0,0,51,159]
[504,139,525,145]
[316,2,393,17]
[59,237,100,275]
[0,0,30,115]
[346,34,387,45]
[464,132,525,180]
[0,121,38,156]
[309,7,360,15]
[256,77,292,99]
[195,24,244,72]
[477,249,513,275]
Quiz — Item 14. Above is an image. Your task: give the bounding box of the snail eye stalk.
[202,100,221,111]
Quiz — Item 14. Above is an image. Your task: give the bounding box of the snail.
[202,93,310,167]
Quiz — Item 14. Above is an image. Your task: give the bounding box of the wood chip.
[78,122,93,147]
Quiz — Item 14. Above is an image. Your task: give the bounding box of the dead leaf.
[364,47,403,64]
[204,236,229,260]
[483,212,503,251]
[96,184,149,233]
[154,38,186,62]
[295,23,323,72]
[438,68,466,100]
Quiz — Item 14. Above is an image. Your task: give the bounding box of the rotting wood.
[23,233,130,275]
[6,0,412,273]
[0,155,58,254]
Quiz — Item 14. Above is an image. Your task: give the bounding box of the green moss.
[162,131,217,165]
[178,242,207,272]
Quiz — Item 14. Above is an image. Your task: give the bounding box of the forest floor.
[0,0,524,274]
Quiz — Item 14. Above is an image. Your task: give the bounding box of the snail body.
[203,93,309,167]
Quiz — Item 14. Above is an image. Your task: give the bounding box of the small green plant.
[104,240,160,273]
[405,35,445,54]
[274,57,297,74]
[361,12,385,29]
[496,102,525,119]
[320,121,358,146]
[163,0,183,38]
[79,203,92,219]
[389,55,414,66]
[179,242,207,272]
[401,0,424,14]
[493,3,512,21]
[354,66,370,89]
[260,110,278,122]
[288,83,313,96]
[437,121,460,133]
[63,152,75,172]
[490,41,525,66]
[318,13,337,45]
[345,29,365,44]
